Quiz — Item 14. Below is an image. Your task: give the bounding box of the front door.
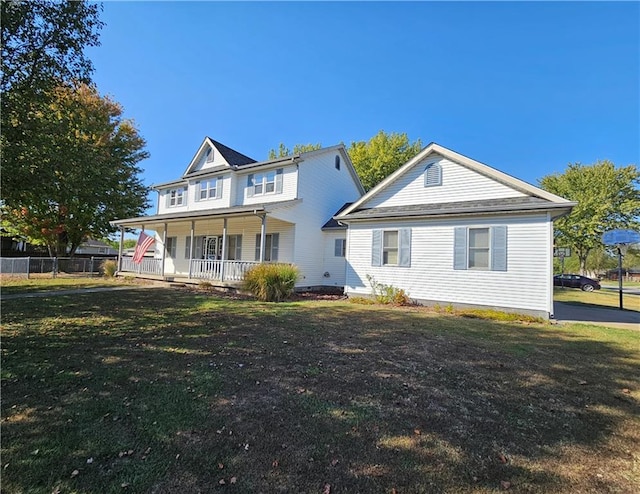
[204,236,222,260]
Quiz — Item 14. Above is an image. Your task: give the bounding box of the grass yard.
[1,276,132,296]
[554,287,640,311]
[2,286,639,493]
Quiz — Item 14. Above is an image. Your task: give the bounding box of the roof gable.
[338,143,571,218]
[183,137,256,177]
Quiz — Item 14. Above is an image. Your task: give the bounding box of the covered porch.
[111,202,298,285]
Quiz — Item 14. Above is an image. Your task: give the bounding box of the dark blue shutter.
[491,226,508,271]
[255,234,261,261]
[371,230,382,267]
[271,233,279,261]
[454,227,468,270]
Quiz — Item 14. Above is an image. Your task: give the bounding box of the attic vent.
[424,163,442,187]
[206,147,214,163]
[335,155,341,170]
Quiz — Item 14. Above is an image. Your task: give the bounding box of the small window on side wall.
[424,163,442,187]
[335,155,341,170]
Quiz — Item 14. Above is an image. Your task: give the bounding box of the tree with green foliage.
[268,142,322,159]
[1,83,150,257]
[1,1,150,257]
[540,161,640,274]
[348,130,423,191]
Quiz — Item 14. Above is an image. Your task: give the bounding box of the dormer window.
[205,147,214,163]
[424,163,442,187]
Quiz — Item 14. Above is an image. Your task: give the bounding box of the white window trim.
[168,187,185,207]
[198,178,218,201]
[467,227,490,270]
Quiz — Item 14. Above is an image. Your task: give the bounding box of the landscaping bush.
[101,259,118,277]
[243,263,299,302]
[366,274,411,305]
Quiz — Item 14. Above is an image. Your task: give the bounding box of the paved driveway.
[554,301,640,330]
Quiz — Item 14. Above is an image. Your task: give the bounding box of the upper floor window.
[205,147,214,163]
[197,178,221,200]
[167,187,186,207]
[424,163,442,187]
[247,168,283,197]
[335,155,341,170]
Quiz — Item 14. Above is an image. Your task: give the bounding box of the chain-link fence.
[0,257,117,278]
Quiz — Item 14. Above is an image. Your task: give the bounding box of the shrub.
[101,259,118,277]
[366,275,411,306]
[243,263,299,302]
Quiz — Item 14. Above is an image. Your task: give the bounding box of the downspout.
[548,212,554,319]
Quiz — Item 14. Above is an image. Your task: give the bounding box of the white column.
[161,223,167,277]
[188,220,195,279]
[221,217,228,281]
[259,214,267,262]
[118,226,124,273]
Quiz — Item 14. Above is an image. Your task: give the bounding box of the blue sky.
[87,1,639,210]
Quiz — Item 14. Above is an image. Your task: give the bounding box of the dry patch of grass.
[555,287,640,311]
[0,275,135,295]
[1,288,639,493]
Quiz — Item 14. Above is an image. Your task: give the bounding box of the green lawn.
[2,286,639,493]
[554,286,640,311]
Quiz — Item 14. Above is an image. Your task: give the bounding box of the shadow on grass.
[2,289,639,493]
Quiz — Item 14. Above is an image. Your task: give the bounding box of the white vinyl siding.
[363,157,526,209]
[345,214,550,314]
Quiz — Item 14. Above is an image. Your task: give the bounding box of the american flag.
[132,231,155,264]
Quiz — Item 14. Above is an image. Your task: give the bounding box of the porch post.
[138,224,144,275]
[118,226,124,272]
[188,220,195,279]
[259,214,267,262]
[161,223,167,278]
[221,217,228,282]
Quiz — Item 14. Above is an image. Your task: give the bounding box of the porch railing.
[190,260,260,282]
[119,257,163,276]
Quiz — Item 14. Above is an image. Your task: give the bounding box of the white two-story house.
[111,137,365,289]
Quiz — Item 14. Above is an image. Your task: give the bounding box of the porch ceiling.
[111,199,302,229]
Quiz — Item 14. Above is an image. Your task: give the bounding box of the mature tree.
[348,130,423,191]
[1,83,149,256]
[540,161,640,274]
[268,142,322,159]
[1,0,102,93]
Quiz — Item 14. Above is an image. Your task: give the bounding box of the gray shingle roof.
[321,202,353,230]
[338,196,575,221]
[208,137,257,167]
